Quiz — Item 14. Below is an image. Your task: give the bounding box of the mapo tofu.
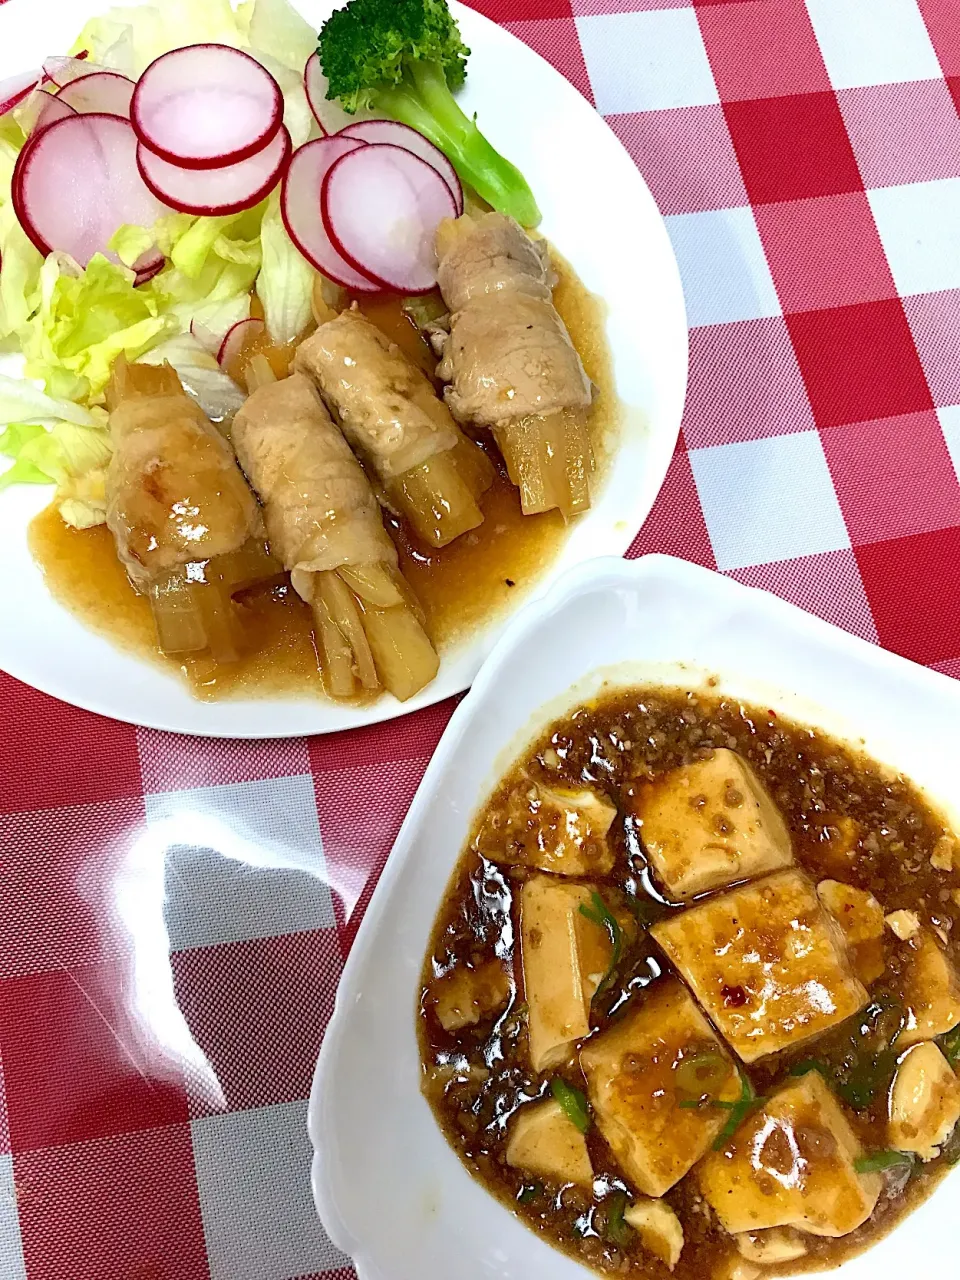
[419,686,960,1280]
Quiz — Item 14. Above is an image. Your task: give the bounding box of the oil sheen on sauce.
[28,252,617,700]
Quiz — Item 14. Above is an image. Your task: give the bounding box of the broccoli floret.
[318,0,541,227]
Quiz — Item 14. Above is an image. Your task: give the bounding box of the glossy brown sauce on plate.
[28,254,615,698]
[419,686,960,1278]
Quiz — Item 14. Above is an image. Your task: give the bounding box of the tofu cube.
[520,875,614,1071]
[817,879,885,985]
[698,1073,882,1237]
[477,779,616,876]
[651,870,867,1062]
[579,977,741,1197]
[898,932,960,1047]
[888,1041,960,1161]
[624,1199,684,1270]
[506,1097,593,1188]
[431,959,511,1032]
[627,749,792,900]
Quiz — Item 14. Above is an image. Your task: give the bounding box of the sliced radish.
[134,253,165,286]
[281,135,380,292]
[131,44,283,169]
[13,113,168,269]
[0,68,42,117]
[27,93,76,135]
[43,53,106,88]
[322,144,456,295]
[339,120,463,215]
[137,125,291,216]
[217,317,264,368]
[57,72,135,119]
[303,54,372,136]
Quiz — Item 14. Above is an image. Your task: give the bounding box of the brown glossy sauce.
[419,686,960,1278]
[28,253,615,696]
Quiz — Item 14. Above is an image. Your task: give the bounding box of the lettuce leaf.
[256,193,314,346]
[138,335,246,421]
[0,418,111,526]
[0,372,97,426]
[20,253,176,402]
[71,0,245,76]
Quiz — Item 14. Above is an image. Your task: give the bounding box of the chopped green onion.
[579,892,624,992]
[551,1078,591,1134]
[854,1150,916,1174]
[789,1059,828,1078]
[676,1049,729,1098]
[604,1191,633,1247]
[712,1070,762,1150]
[517,1183,542,1204]
[940,1025,960,1066]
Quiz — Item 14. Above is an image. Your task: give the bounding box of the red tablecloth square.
[754,191,898,313]
[724,91,862,204]
[465,0,573,20]
[0,797,145,978]
[696,0,830,101]
[916,0,960,75]
[0,961,189,1151]
[787,298,934,428]
[629,449,717,566]
[857,526,960,664]
[729,547,878,640]
[0,675,142,816]
[821,410,960,545]
[14,1126,207,1280]
[503,16,594,98]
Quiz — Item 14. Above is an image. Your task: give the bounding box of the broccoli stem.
[374,62,541,228]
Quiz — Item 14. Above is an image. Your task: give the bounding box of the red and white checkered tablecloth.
[3,0,960,1274]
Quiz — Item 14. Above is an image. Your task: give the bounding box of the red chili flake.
[722,984,748,1008]
[768,710,777,720]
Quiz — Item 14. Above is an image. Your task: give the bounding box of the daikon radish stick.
[358,600,440,703]
[386,447,484,547]
[451,434,495,498]
[312,580,357,698]
[337,562,404,608]
[317,570,379,690]
[563,408,593,515]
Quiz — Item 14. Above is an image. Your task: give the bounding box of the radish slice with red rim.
[322,144,456,295]
[132,44,283,169]
[133,253,165,286]
[303,53,364,137]
[338,120,463,215]
[31,94,77,135]
[137,125,291,216]
[13,112,168,269]
[42,53,102,87]
[57,72,135,119]
[281,135,380,292]
[218,317,265,368]
[0,69,42,117]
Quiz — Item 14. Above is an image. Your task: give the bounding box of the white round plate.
[0,0,687,738]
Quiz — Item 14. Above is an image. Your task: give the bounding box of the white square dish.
[308,553,960,1280]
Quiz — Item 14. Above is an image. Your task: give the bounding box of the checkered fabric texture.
[3,0,960,1274]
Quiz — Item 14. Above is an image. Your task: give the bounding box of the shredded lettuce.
[71,0,246,76]
[20,254,175,402]
[256,194,314,346]
[138,334,246,421]
[0,418,112,526]
[0,371,97,426]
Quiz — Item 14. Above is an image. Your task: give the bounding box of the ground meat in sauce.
[418,687,960,1279]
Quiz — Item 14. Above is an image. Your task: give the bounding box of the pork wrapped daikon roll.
[434,212,594,519]
[296,306,493,548]
[105,357,277,663]
[231,371,439,701]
